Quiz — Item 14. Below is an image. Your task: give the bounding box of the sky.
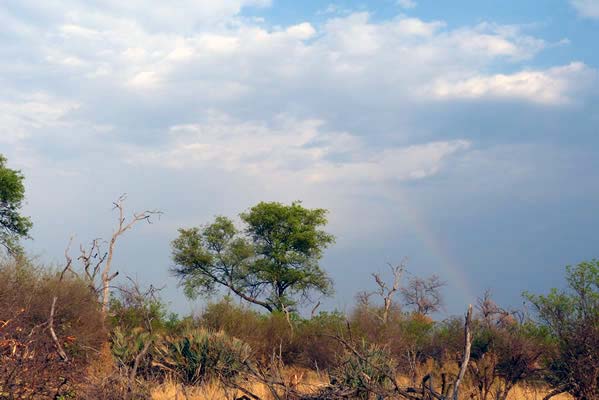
[1,0,598,316]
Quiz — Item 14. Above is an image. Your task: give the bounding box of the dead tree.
[358,261,406,324]
[62,195,160,314]
[101,195,161,313]
[401,274,446,316]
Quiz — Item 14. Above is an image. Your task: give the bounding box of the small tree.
[171,201,335,312]
[0,155,32,255]
[401,274,446,315]
[524,260,599,400]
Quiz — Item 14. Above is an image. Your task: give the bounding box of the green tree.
[171,201,335,312]
[0,155,32,255]
[524,261,599,400]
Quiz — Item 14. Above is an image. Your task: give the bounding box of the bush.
[200,298,347,369]
[329,341,397,400]
[0,257,106,399]
[292,311,347,369]
[152,328,252,385]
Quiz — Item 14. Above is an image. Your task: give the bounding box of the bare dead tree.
[476,290,519,328]
[357,261,406,324]
[401,274,446,316]
[374,262,405,324]
[101,194,161,313]
[59,195,160,316]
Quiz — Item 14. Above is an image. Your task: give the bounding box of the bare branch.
[402,274,446,315]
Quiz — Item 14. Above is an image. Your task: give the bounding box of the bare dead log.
[452,304,473,400]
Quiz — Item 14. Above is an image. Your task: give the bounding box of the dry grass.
[151,369,573,400]
[506,386,572,400]
[152,368,325,400]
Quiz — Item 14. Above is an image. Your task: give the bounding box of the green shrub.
[152,328,252,385]
[330,341,397,400]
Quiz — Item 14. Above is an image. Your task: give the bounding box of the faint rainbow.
[390,187,477,307]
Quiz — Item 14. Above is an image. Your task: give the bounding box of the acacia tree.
[0,155,32,255]
[171,201,335,312]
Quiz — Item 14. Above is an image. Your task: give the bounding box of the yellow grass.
[151,368,326,400]
[151,369,573,400]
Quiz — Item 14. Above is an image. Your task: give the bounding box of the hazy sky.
[2,0,598,316]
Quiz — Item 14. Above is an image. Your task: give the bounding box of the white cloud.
[12,0,272,32]
[398,0,417,9]
[570,0,599,19]
[0,93,79,143]
[125,113,470,184]
[286,23,317,40]
[427,62,596,104]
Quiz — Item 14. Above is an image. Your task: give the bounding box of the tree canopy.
[0,155,32,255]
[171,201,335,312]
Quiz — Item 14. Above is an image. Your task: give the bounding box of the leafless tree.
[357,261,406,324]
[477,289,519,328]
[401,274,446,315]
[62,195,160,315]
[101,195,161,313]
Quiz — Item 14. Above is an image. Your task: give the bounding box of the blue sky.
[1,0,598,316]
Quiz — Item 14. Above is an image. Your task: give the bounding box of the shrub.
[0,257,105,399]
[152,328,252,385]
[329,341,397,400]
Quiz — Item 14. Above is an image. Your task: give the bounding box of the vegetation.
[0,161,596,399]
[524,261,599,400]
[0,155,32,255]
[171,201,335,313]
